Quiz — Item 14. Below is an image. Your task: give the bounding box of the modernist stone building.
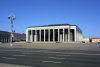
[26,24,82,43]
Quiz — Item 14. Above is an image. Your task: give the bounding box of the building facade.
[0,30,26,43]
[91,38,100,43]
[26,24,82,42]
[26,24,82,43]
[0,30,10,43]
[82,37,90,43]
[12,32,26,42]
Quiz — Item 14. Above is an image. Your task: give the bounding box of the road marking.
[42,61,62,64]
[82,54,100,56]
[2,49,100,56]
[52,61,62,63]
[13,55,26,56]
[2,57,16,59]
[39,51,100,56]
[21,50,100,56]
[22,53,33,54]
[44,51,100,56]
[2,57,8,58]
[20,50,100,56]
[2,50,22,51]
[54,52,100,56]
[21,51,43,53]
[42,61,54,63]
[23,51,61,53]
[48,57,65,60]
[43,52,61,54]
[57,55,71,56]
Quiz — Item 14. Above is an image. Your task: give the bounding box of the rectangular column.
[63,28,65,42]
[40,30,41,42]
[31,30,33,42]
[68,26,70,42]
[58,29,59,42]
[74,29,76,42]
[35,30,37,42]
[26,29,28,42]
[64,29,67,42]
[44,29,45,42]
[53,29,55,42]
[48,29,50,42]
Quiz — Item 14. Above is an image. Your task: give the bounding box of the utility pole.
[8,13,16,47]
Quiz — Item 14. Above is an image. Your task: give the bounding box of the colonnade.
[27,28,75,42]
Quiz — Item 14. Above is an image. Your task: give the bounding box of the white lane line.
[48,57,65,60]
[2,57,7,58]
[53,52,100,56]
[42,61,54,63]
[13,55,26,56]
[21,51,60,54]
[57,55,71,56]
[22,51,61,53]
[52,62,62,64]
[44,52,61,54]
[66,53,100,56]
[50,52,100,56]
[21,51,43,53]
[81,53,100,56]
[42,61,62,64]
[3,49,100,56]
[2,50,22,51]
[22,53,33,54]
[42,51,100,56]
[21,50,100,56]
[2,57,16,59]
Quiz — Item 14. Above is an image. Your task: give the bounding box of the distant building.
[82,37,90,43]
[0,30,26,43]
[12,32,26,42]
[91,38,100,43]
[26,24,82,43]
[0,30,10,43]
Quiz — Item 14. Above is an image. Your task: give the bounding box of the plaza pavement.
[0,42,100,51]
[0,42,100,67]
[0,48,100,67]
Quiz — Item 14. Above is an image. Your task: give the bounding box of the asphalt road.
[0,48,100,67]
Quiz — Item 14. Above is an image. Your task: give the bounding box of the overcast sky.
[0,0,100,37]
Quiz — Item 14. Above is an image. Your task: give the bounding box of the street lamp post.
[8,13,16,47]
